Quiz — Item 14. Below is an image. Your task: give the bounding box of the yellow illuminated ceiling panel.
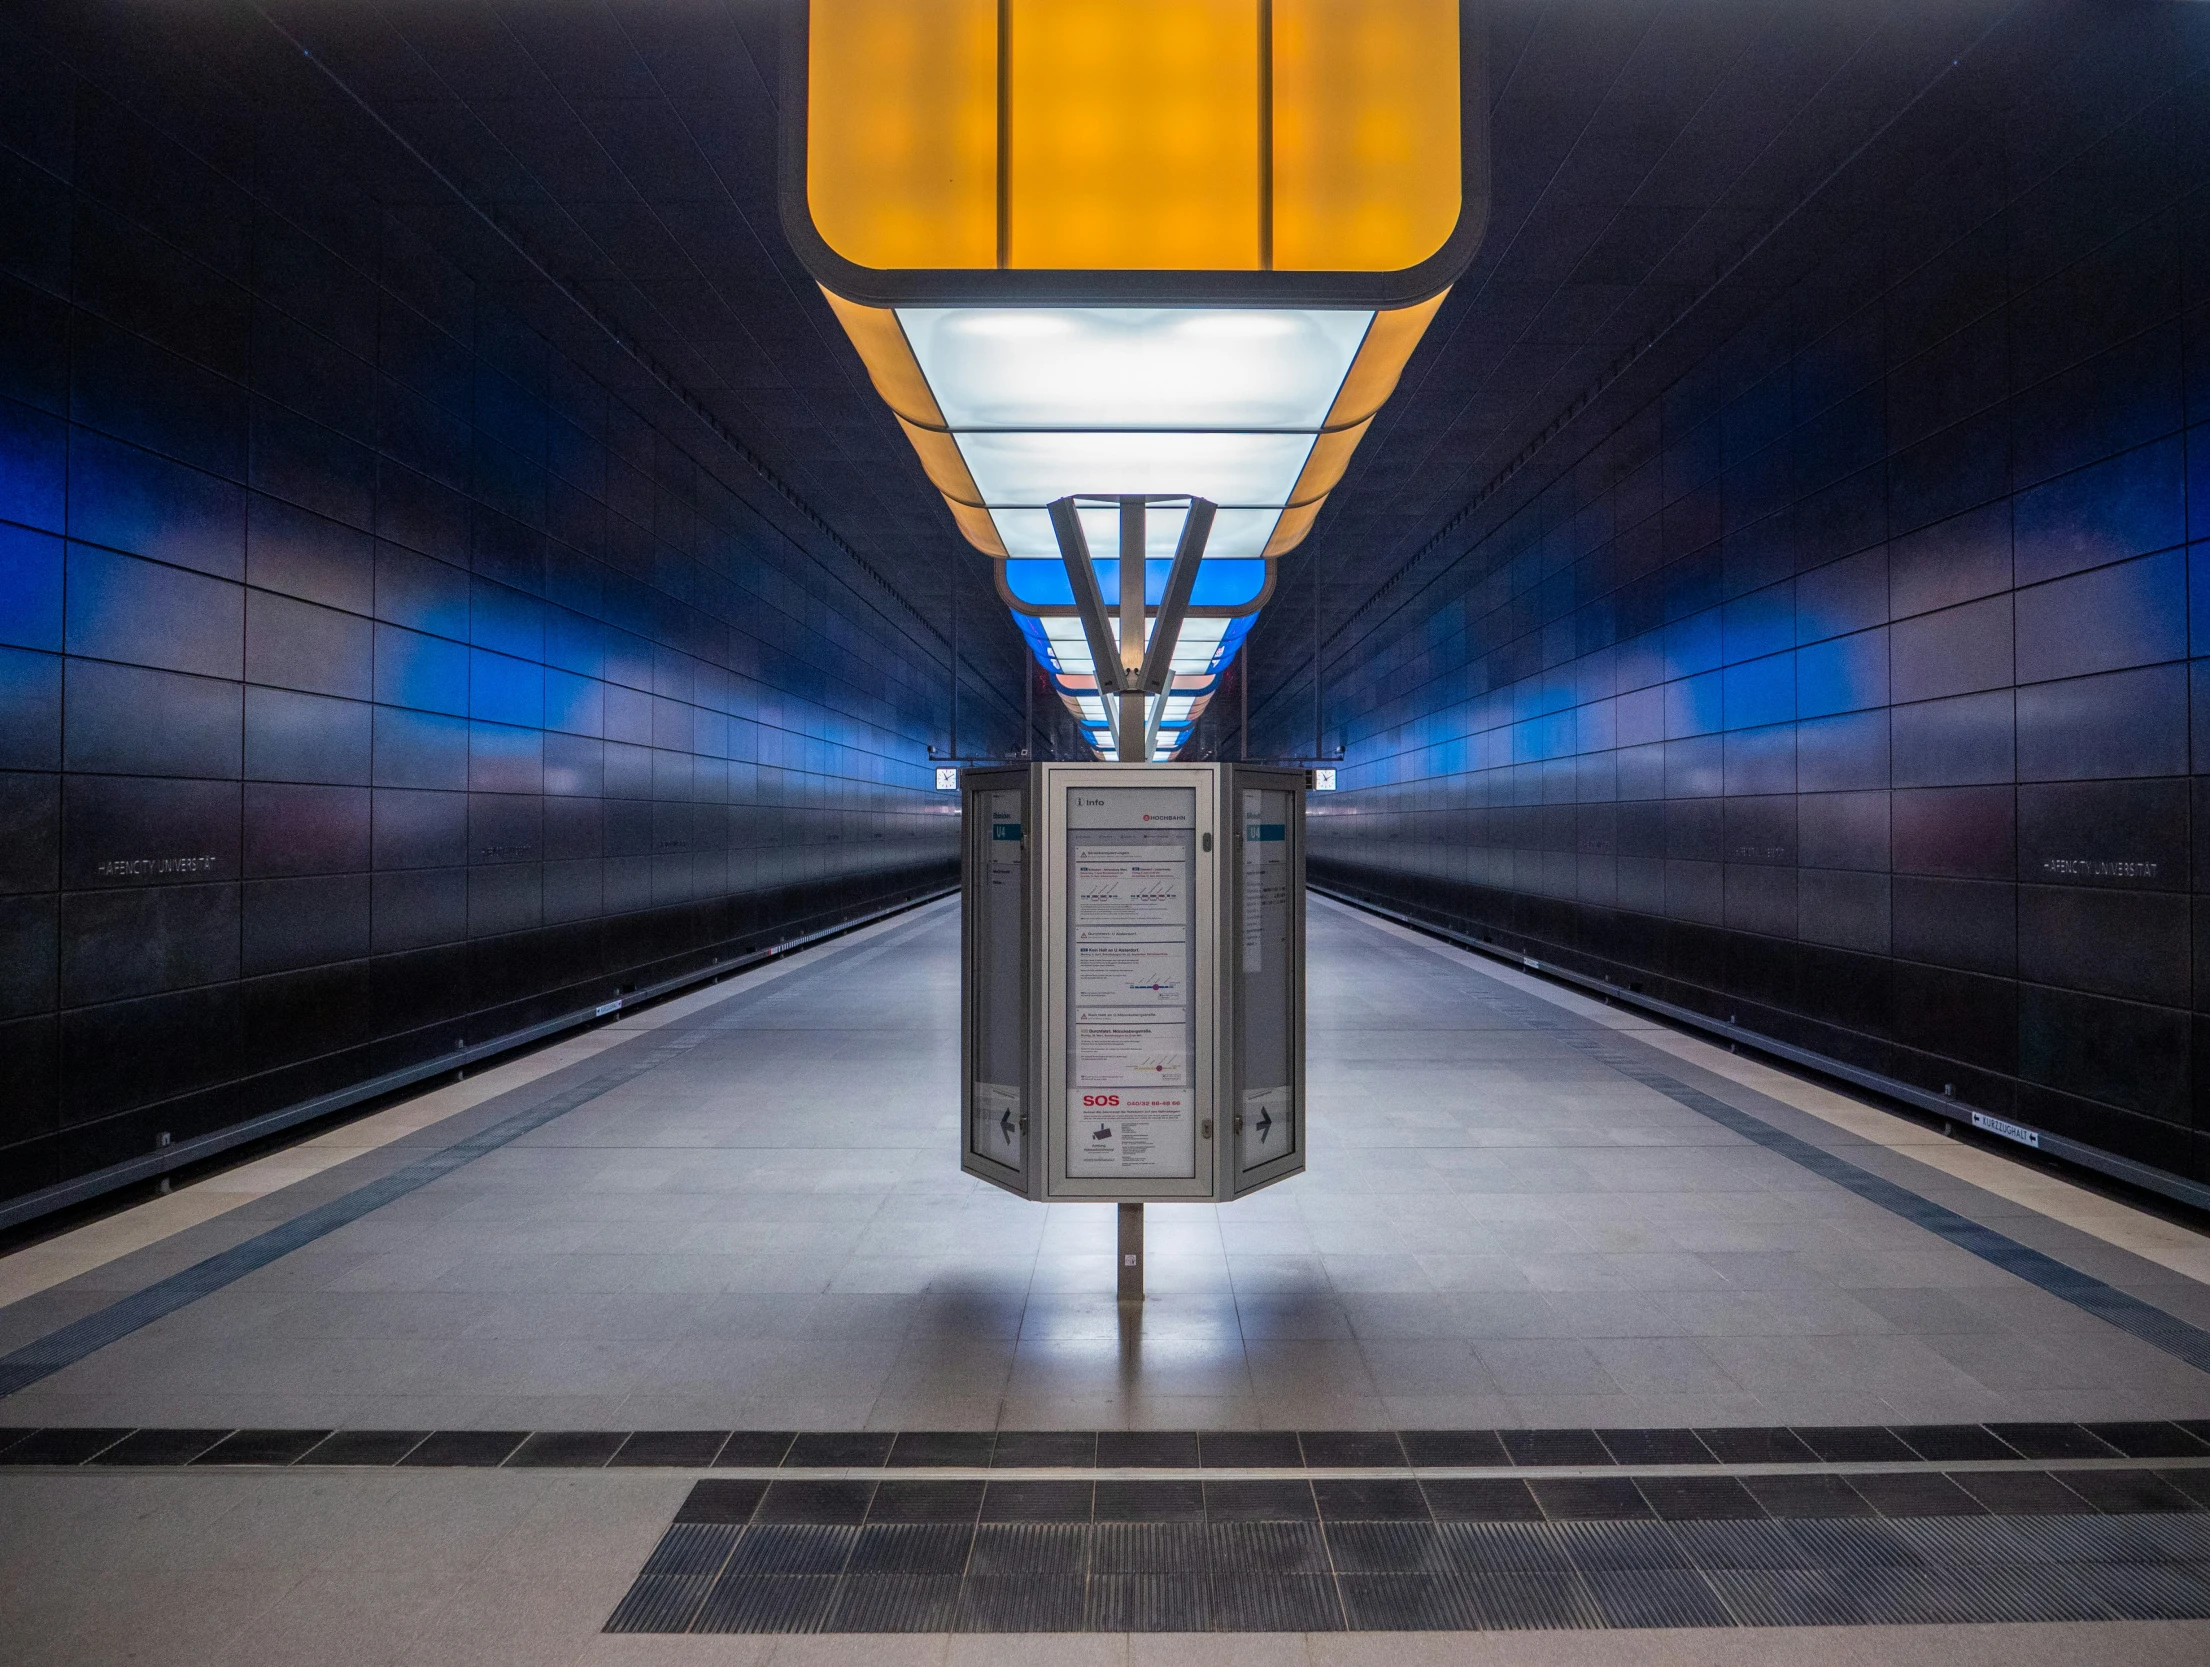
[1006,0,1260,271]
[1271,0,1461,271]
[798,0,1470,282]
[805,0,998,270]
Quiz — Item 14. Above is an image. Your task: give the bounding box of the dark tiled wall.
[1292,24,2209,1180]
[0,38,995,1205]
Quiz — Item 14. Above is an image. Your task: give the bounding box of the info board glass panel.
[970,788,1026,1174]
[1239,786,1296,1173]
[1066,786,1197,1181]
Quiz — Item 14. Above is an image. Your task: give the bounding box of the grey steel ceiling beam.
[1048,497,1125,699]
[1138,498,1215,696]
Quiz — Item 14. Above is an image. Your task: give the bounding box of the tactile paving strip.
[603,1472,2210,1633]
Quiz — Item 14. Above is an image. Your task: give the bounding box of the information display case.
[960,762,1305,1204]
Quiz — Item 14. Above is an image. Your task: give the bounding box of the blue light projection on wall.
[1268,28,2208,1188]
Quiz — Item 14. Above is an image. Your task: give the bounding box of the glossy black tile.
[84,1428,227,1466]
[397,1430,526,1467]
[755,1481,875,1525]
[1423,1479,1544,1522]
[1697,1428,1819,1465]
[64,430,243,580]
[66,544,242,679]
[64,659,241,779]
[244,687,372,786]
[675,1480,767,1524]
[2018,885,2190,1004]
[1501,1428,1611,1467]
[613,1431,730,1468]
[711,1431,795,1468]
[2079,1422,2210,1459]
[1637,1477,1764,1521]
[1204,1480,1318,1522]
[1095,1481,1204,1523]
[1529,1477,1652,1521]
[865,1481,984,1524]
[1300,1430,1407,1468]
[59,882,238,1004]
[979,1481,1093,1523]
[1740,1475,1874,1519]
[2017,984,2192,1121]
[1944,1471,2091,1515]
[506,1430,623,1468]
[1198,1431,1302,1468]
[297,1430,428,1465]
[882,1431,992,1469]
[1590,1429,1711,1467]
[61,774,239,889]
[0,1428,131,1465]
[1888,1425,2015,1463]
[784,1432,892,1469]
[247,494,374,615]
[2055,1469,2202,1514]
[191,1429,329,1466]
[1848,1471,1987,1517]
[1401,1429,1511,1467]
[1981,1423,2117,1460]
[1095,1430,1199,1469]
[241,783,370,878]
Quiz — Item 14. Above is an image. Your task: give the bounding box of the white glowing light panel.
[900,308,1370,431]
[905,308,1373,746]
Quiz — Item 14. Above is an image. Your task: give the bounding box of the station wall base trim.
[1314,887,2210,1219]
[0,888,956,1236]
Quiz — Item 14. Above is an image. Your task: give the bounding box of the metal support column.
[1118,1201,1144,1301]
[1048,495,1215,769]
[1115,499,1147,761]
[1137,499,1212,765]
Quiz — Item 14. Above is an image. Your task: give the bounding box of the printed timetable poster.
[1073,927,1186,1006]
[1064,788,1197,1180]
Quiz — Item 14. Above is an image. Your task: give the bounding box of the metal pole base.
[1117,1201,1144,1302]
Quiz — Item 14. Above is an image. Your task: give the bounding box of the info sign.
[1068,787,1197,1180]
[958,761,1306,1205]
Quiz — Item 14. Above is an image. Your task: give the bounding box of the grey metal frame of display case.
[959,761,1306,1207]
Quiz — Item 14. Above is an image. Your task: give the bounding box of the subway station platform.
[4,898,2210,1662]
